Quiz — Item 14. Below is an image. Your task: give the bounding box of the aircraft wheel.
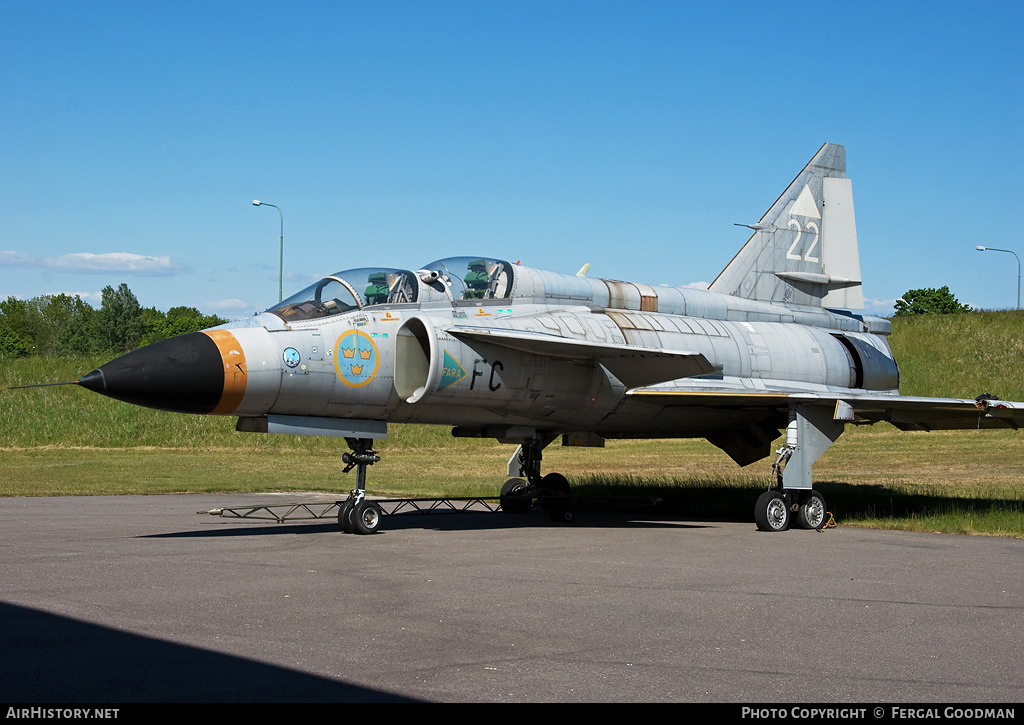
[338,499,355,533]
[538,472,571,514]
[352,501,383,535]
[754,491,790,532]
[500,478,533,514]
[539,472,569,494]
[796,490,827,530]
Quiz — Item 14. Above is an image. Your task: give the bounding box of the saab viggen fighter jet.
[66,143,1024,533]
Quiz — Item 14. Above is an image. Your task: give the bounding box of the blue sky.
[2,1,1021,318]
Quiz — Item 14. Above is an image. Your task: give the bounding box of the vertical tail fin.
[709,142,863,309]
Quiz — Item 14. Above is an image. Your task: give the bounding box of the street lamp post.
[253,200,284,302]
[975,246,1021,310]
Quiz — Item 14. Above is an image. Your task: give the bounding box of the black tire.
[500,478,533,514]
[754,491,790,532]
[538,472,571,514]
[352,501,383,535]
[796,490,827,530]
[338,499,355,533]
[540,472,570,493]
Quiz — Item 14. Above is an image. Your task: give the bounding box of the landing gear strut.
[500,434,574,522]
[338,437,383,535]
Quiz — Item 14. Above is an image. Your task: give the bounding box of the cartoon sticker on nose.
[335,329,380,388]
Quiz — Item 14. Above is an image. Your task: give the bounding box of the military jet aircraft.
[65,143,1023,533]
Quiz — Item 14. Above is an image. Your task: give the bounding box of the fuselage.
[80,256,899,441]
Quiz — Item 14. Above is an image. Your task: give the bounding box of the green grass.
[1,311,1022,537]
[889,309,1024,400]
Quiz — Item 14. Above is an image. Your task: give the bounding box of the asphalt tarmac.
[1,494,1021,703]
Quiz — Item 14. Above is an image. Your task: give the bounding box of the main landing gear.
[753,488,829,532]
[338,437,384,535]
[752,403,843,532]
[754,435,831,532]
[500,435,575,523]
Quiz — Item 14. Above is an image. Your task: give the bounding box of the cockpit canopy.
[267,267,419,322]
[266,258,516,322]
[421,257,514,300]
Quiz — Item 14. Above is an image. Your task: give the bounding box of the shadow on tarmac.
[0,601,421,703]
[149,509,718,538]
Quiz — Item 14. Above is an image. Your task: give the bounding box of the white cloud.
[656,281,710,289]
[50,252,187,275]
[1,250,188,276]
[862,298,897,316]
[0,251,36,266]
[204,298,264,321]
[49,290,104,305]
[205,298,252,312]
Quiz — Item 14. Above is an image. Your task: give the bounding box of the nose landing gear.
[338,438,383,535]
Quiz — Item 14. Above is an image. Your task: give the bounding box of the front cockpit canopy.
[267,267,419,322]
[421,257,514,300]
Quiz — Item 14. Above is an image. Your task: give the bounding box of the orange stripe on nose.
[202,329,248,415]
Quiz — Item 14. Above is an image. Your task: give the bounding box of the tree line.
[0,283,227,358]
[893,286,973,316]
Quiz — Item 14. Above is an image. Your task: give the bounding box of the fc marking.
[470,358,504,391]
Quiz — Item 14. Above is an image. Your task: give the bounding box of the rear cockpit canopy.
[267,267,419,321]
[421,257,514,300]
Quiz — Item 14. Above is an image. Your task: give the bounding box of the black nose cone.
[79,332,225,414]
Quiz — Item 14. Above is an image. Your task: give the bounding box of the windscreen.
[267,268,419,321]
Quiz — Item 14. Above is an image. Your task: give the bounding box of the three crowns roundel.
[334,330,379,388]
